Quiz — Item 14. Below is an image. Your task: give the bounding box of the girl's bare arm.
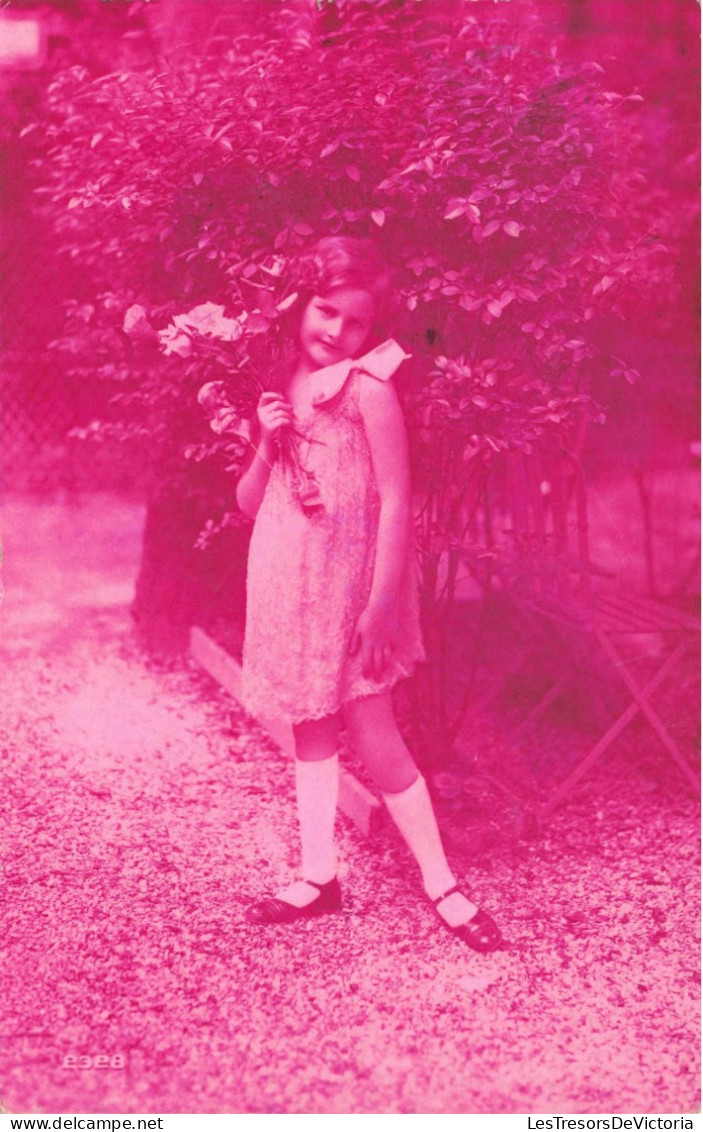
[351,374,413,678]
[235,440,276,520]
[235,392,292,519]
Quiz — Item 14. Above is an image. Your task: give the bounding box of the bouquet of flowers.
[124,297,324,511]
[123,299,410,514]
[158,301,262,438]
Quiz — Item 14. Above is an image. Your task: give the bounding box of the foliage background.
[2,0,699,754]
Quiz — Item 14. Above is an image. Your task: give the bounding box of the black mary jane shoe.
[433,885,502,953]
[245,877,342,925]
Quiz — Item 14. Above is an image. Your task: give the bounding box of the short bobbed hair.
[288,236,393,330]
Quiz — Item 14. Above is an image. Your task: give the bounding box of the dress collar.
[306,339,411,409]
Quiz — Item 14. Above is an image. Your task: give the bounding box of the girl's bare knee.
[344,693,418,791]
[293,713,340,761]
[344,692,395,747]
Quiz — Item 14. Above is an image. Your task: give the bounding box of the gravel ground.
[0,494,700,1116]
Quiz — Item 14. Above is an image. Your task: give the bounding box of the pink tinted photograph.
[0,0,699,1118]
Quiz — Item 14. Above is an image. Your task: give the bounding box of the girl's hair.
[287,236,393,329]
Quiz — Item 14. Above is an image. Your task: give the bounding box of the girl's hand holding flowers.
[256,391,324,511]
[349,603,398,681]
[256,391,294,444]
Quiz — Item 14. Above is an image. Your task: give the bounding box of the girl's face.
[298,286,376,371]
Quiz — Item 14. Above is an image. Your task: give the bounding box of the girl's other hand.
[349,604,397,681]
[257,391,293,443]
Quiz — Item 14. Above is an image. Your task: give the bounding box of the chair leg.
[539,641,694,818]
[510,676,568,739]
[596,632,699,791]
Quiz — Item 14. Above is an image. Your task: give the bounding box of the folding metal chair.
[471,443,700,823]
[547,589,700,814]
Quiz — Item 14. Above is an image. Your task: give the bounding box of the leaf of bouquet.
[244,312,273,335]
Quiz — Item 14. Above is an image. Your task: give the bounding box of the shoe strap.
[302,877,335,892]
[433,883,461,905]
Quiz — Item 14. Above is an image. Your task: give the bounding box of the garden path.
[0,494,699,1115]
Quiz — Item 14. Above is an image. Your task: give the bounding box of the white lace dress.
[241,371,425,724]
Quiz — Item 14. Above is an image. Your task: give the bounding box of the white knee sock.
[382,773,456,899]
[296,753,339,885]
[277,755,339,908]
[383,774,480,928]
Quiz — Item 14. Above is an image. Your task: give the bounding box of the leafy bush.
[27,0,686,755]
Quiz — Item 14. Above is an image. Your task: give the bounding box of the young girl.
[236,237,501,952]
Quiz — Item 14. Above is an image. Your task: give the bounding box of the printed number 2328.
[62,1054,125,1069]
